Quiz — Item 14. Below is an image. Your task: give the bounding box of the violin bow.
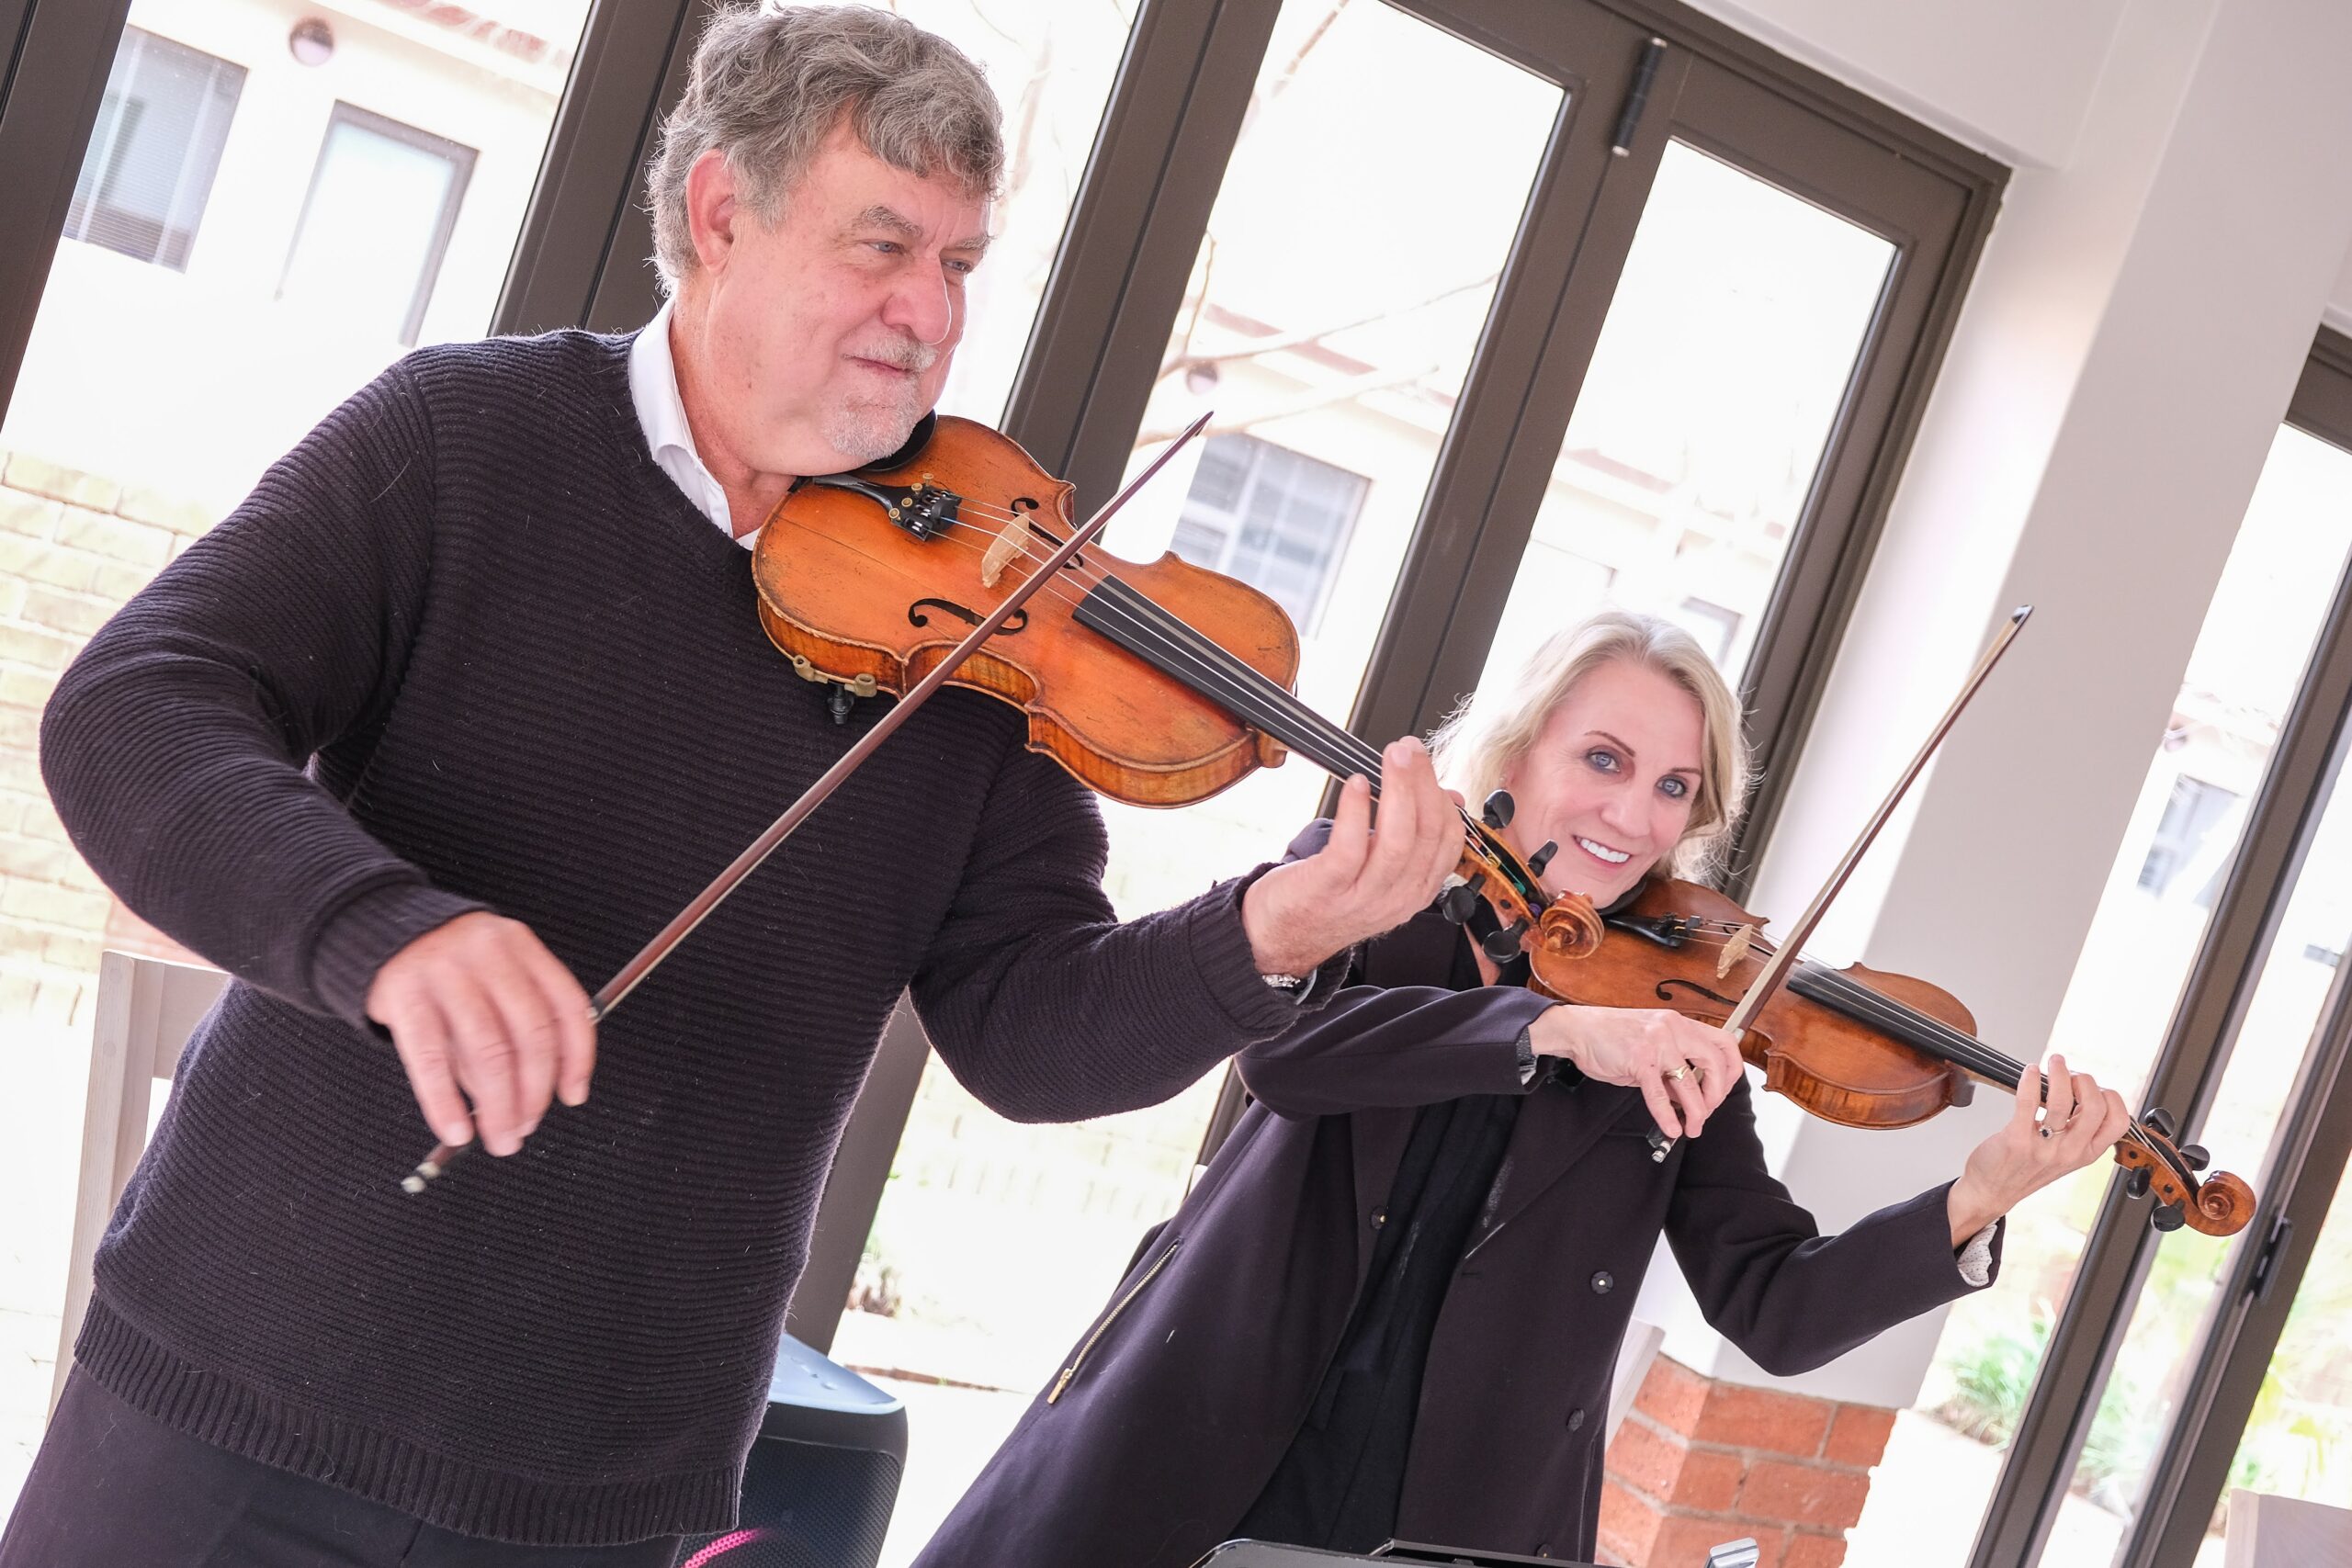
[1647,605,2032,1161]
[401,412,1216,1194]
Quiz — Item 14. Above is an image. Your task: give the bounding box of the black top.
[38,332,1336,1546]
[1238,934,1532,1551]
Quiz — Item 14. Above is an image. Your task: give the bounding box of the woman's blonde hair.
[1428,610,1752,882]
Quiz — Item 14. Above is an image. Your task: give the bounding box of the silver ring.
[2040,1126,2053,1140]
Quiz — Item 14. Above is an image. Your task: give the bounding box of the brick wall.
[1600,1353,1895,1568]
[0,449,212,1016]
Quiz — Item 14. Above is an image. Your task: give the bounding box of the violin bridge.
[1717,922,1756,979]
[981,513,1034,589]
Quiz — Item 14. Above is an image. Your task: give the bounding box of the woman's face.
[1498,658,1707,906]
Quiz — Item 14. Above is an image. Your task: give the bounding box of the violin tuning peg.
[2150,1201,2187,1234]
[1481,789,1515,830]
[1481,917,1531,964]
[2125,1166,2153,1200]
[2179,1144,2210,1172]
[1527,840,1558,877]
[1438,883,1480,925]
[2143,1107,2178,1141]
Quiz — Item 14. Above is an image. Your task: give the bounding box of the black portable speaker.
[673,1335,909,1568]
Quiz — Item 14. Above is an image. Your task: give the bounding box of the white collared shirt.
[628,301,750,548]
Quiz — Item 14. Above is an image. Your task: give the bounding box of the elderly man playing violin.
[2,8,1499,1566]
[914,609,2133,1568]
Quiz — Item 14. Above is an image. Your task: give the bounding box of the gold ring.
[1663,1066,1688,1082]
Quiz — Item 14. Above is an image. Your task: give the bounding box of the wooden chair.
[51,951,227,1414]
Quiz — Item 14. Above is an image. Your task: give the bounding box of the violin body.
[1529,877,1977,1130]
[750,416,1299,807]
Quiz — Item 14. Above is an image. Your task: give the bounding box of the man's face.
[684,124,991,477]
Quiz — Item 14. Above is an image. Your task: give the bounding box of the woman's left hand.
[1947,1052,2132,1247]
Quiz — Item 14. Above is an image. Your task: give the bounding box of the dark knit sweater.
[38,331,1331,1546]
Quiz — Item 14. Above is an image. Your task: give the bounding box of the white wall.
[1681,0,2129,167]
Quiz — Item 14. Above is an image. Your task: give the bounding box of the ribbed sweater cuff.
[1185,865,1356,1036]
[309,879,488,1027]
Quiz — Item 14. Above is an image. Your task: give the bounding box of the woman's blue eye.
[1586,749,1621,773]
[1659,775,1690,800]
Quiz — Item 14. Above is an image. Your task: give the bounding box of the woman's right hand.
[1527,1005,1745,1139]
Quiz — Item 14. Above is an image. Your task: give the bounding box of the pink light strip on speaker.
[678,1529,770,1568]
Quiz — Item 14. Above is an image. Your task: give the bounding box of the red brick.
[16,798,69,844]
[57,508,169,567]
[1784,1531,1848,1568]
[1693,1382,1835,1456]
[20,587,107,637]
[0,622,79,670]
[1651,1516,1781,1568]
[0,834,82,882]
[1634,1354,1712,1433]
[0,875,107,931]
[1738,1459,1871,1530]
[5,454,119,511]
[41,930,101,973]
[0,491,60,540]
[1599,1478,1667,1562]
[1822,1404,1896,1468]
[1607,1416,1686,1496]
[0,666,49,710]
[90,558,154,602]
[116,484,214,536]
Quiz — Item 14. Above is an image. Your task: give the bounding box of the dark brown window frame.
[1984,328,2352,1568]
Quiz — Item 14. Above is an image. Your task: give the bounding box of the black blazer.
[911,825,2000,1568]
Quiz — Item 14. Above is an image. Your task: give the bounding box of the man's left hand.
[1947,1051,2131,1246]
[1240,737,1464,979]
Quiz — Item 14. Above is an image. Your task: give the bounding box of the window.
[278,105,477,347]
[2137,774,2240,897]
[63,28,244,271]
[1674,596,1741,666]
[1167,434,1369,633]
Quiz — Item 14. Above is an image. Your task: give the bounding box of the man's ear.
[684,149,740,273]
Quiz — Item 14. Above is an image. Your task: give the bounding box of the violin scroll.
[2116,1117,2255,1237]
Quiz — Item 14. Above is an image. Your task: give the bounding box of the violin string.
[836,510,1399,781]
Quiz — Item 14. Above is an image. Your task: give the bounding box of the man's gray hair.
[646,4,1004,291]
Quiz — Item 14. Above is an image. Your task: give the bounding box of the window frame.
[1985,329,2352,1568]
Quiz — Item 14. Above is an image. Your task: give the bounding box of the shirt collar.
[627,300,735,538]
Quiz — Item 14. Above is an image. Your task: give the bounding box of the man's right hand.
[1528,1004,1744,1139]
[366,911,597,1156]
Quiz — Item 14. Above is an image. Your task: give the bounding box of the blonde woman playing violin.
[916,609,2128,1568]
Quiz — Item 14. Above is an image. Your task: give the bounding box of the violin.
[1510,874,2256,1237]
[748,412,1557,938]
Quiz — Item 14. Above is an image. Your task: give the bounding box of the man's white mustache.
[849,337,939,373]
